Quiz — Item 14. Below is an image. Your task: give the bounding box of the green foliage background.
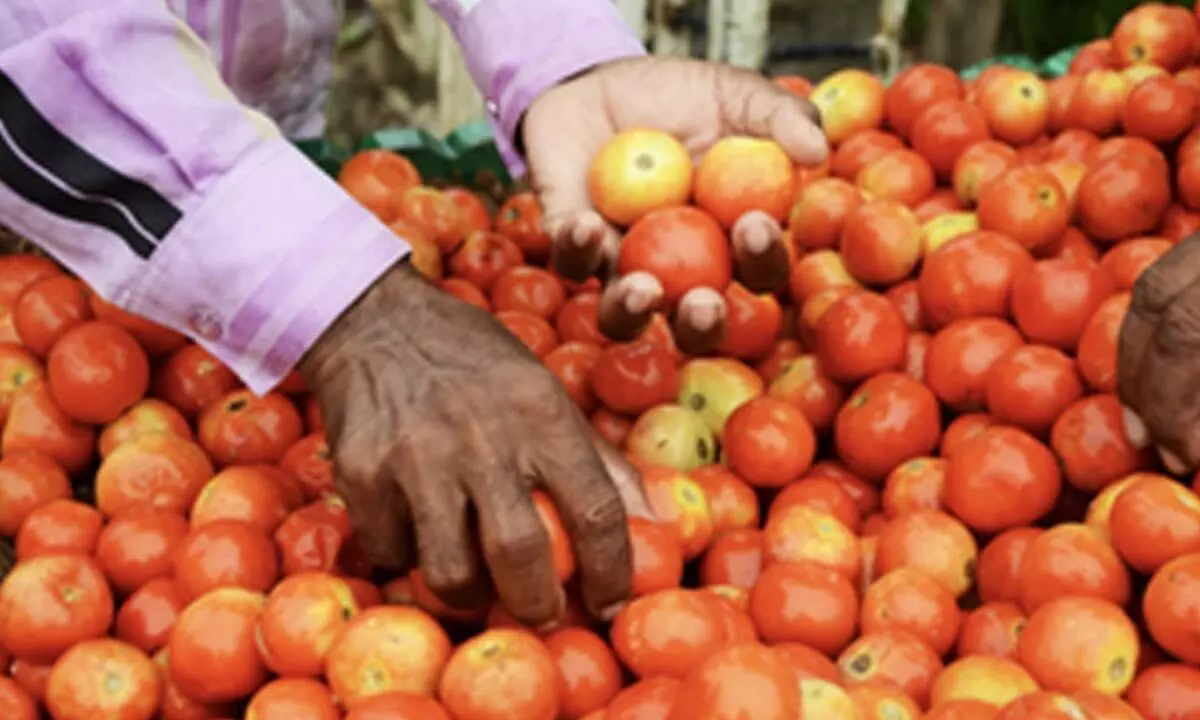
[905,0,1195,59]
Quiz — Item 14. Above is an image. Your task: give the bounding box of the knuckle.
[1157,298,1200,351]
[420,560,479,602]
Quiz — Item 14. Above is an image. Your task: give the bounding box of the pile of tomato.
[3,2,1200,719]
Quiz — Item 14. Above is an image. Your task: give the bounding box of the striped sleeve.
[0,1,408,394]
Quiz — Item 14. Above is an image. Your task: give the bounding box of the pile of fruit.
[3,2,1200,718]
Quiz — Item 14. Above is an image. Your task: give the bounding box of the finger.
[405,476,491,610]
[1122,405,1150,449]
[588,427,655,520]
[333,458,415,571]
[715,65,828,165]
[473,470,564,628]
[731,210,790,293]
[597,271,664,342]
[1119,235,1200,407]
[1159,445,1191,476]
[536,421,634,621]
[672,286,728,355]
[1138,280,1200,467]
[549,210,621,283]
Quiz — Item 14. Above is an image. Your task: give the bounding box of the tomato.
[882,457,947,517]
[616,206,732,306]
[45,320,149,424]
[884,64,965,141]
[274,496,355,577]
[607,678,681,720]
[690,464,759,534]
[1077,153,1172,242]
[438,628,558,720]
[0,677,37,720]
[1099,237,1171,291]
[198,389,303,466]
[611,588,726,679]
[789,177,863,250]
[984,344,1083,434]
[113,577,185,653]
[45,638,161,720]
[1111,3,1198,71]
[440,276,492,312]
[762,504,861,582]
[0,553,114,664]
[257,572,360,678]
[278,433,336,501]
[245,678,340,720]
[1127,664,1200,719]
[1051,394,1149,495]
[543,627,622,718]
[834,372,941,483]
[394,186,466,254]
[838,629,943,708]
[910,99,992,180]
[771,475,861,532]
[490,265,567,320]
[191,464,292,534]
[667,643,800,720]
[12,275,93,357]
[98,398,192,458]
[591,340,679,415]
[494,192,550,261]
[0,449,70,536]
[1108,474,1200,575]
[1017,596,1138,695]
[153,343,241,419]
[977,69,1049,145]
[443,186,492,233]
[862,566,961,656]
[166,587,269,703]
[1123,75,1197,143]
[956,601,1026,659]
[857,149,936,207]
[1076,293,1130,393]
[952,140,1018,206]
[749,560,858,654]
[875,511,978,598]
[716,282,783,360]
[14,498,103,560]
[924,317,1023,411]
[94,434,214,517]
[554,291,609,346]
[325,605,451,706]
[448,231,525,291]
[840,199,922,286]
[814,290,908,383]
[2,382,95,475]
[628,517,685,597]
[810,69,886,146]
[174,520,279,601]
[337,149,421,221]
[1018,523,1130,613]
[931,656,1039,708]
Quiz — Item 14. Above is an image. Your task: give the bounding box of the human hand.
[298,264,652,625]
[1118,231,1200,474]
[523,56,827,354]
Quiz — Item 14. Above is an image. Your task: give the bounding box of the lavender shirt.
[0,1,644,393]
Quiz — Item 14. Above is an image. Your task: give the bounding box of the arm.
[427,0,647,175]
[0,1,407,394]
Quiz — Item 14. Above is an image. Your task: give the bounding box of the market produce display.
[2,2,1200,719]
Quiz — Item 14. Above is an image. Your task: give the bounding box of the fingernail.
[597,601,625,623]
[1159,446,1190,476]
[625,289,653,315]
[690,304,718,332]
[572,228,591,247]
[1122,405,1150,449]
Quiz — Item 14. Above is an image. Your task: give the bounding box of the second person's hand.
[523,56,828,354]
[299,263,652,626]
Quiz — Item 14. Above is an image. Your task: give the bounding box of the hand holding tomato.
[523,56,827,354]
[299,264,652,625]
[1118,231,1200,473]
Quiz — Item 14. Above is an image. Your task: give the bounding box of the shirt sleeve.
[0,1,408,395]
[426,0,647,175]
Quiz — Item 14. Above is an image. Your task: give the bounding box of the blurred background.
[324,0,1195,145]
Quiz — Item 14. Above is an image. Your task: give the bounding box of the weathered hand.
[1118,231,1200,474]
[299,264,652,625]
[523,56,827,354]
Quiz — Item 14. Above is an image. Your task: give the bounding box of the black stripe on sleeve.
[0,71,182,258]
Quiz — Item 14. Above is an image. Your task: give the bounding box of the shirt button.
[187,306,224,341]
[485,99,498,116]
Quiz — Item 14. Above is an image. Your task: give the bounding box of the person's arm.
[427,0,647,175]
[0,1,408,394]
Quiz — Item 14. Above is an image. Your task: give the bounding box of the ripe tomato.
[1077,153,1172,241]
[956,601,1026,659]
[616,206,732,306]
[543,627,622,718]
[667,643,801,720]
[976,166,1070,254]
[443,187,492,233]
[494,192,550,261]
[589,129,693,226]
[257,572,360,678]
[716,281,782,360]
[810,69,886,146]
[840,200,922,286]
[831,129,905,181]
[882,457,947,517]
[98,398,192,458]
[698,527,764,589]
[245,678,340,720]
[45,320,149,424]
[749,560,858,654]
[325,605,451,706]
[834,372,941,482]
[12,275,93,357]
[439,628,558,720]
[977,69,1049,145]
[542,341,602,413]
[554,291,609,346]
[1018,523,1130,613]
[762,504,861,582]
[857,148,936,207]
[591,340,679,415]
[0,553,114,664]
[1108,474,1200,575]
[0,677,37,720]
[337,149,421,221]
[174,519,279,600]
[44,638,161,720]
[838,629,943,708]
[1017,596,1138,695]
[910,99,991,179]
[494,309,558,357]
[113,577,184,653]
[814,290,908,383]
[924,317,1023,411]
[944,426,1062,532]
[94,434,214,517]
[789,177,863,251]
[985,344,1084,434]
[628,516,685,597]
[723,396,816,488]
[2,381,95,475]
[448,231,525,291]
[918,231,1032,328]
[198,389,304,466]
[931,655,1038,708]
[490,265,566,320]
[884,64,965,141]
[611,588,726,679]
[14,498,103,560]
[875,510,978,598]
[0,450,70,536]
[861,567,961,656]
[441,276,491,312]
[153,343,241,419]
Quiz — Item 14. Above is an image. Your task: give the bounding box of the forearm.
[0,1,407,394]
[427,0,647,175]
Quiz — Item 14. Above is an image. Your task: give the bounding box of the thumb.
[715,66,829,166]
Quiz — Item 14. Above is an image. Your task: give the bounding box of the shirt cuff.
[119,139,409,395]
[443,0,647,176]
